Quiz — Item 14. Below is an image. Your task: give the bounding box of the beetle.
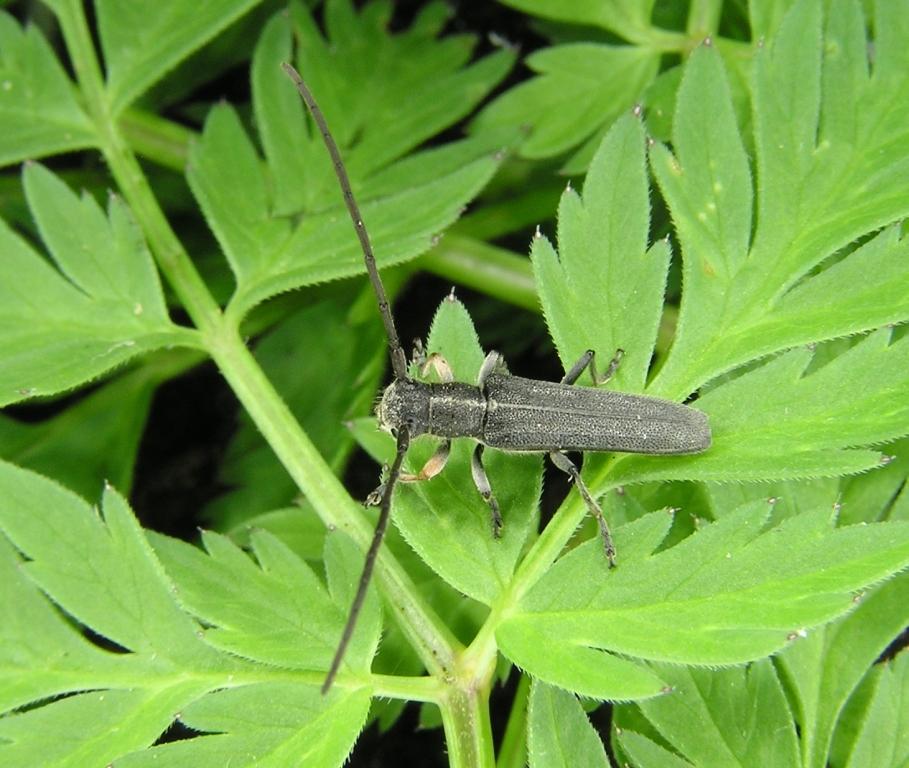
[282,63,711,693]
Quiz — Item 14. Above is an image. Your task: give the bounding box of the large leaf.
[615,572,909,767]
[497,502,909,700]
[650,1,909,398]
[0,461,374,766]
[188,1,513,318]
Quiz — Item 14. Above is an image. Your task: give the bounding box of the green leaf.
[497,502,909,700]
[0,462,370,766]
[531,113,668,393]
[111,684,371,767]
[188,2,510,318]
[776,575,909,768]
[618,730,694,768]
[650,2,909,398]
[0,165,198,407]
[527,681,610,768]
[0,367,159,499]
[391,298,542,604]
[0,11,96,165]
[95,0,263,114]
[496,0,656,37]
[149,528,381,675]
[841,652,909,768]
[626,661,800,767]
[474,44,659,163]
[287,0,514,181]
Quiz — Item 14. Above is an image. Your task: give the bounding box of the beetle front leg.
[471,443,503,538]
[412,339,455,383]
[398,439,451,483]
[365,439,451,506]
[561,348,624,386]
[548,450,616,567]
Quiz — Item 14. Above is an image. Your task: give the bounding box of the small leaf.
[841,652,909,768]
[0,367,160,499]
[531,113,668,393]
[631,661,800,767]
[96,0,262,114]
[109,684,371,768]
[475,44,659,162]
[495,0,656,37]
[0,165,198,406]
[527,681,610,768]
[391,298,542,604]
[618,731,694,768]
[0,12,96,165]
[149,528,380,675]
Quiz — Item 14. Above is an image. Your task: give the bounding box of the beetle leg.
[419,353,454,383]
[561,348,625,386]
[548,450,616,567]
[412,337,426,368]
[398,439,451,483]
[477,351,508,390]
[471,443,503,537]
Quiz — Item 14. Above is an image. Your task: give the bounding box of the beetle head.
[376,379,430,438]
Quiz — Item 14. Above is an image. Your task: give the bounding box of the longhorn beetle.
[282,63,711,693]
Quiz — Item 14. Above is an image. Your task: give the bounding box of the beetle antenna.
[322,426,411,693]
[282,63,408,380]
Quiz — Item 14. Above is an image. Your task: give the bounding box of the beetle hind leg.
[471,443,503,538]
[562,348,624,387]
[549,450,616,567]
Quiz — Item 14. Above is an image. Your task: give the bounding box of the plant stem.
[440,683,496,768]
[54,0,458,685]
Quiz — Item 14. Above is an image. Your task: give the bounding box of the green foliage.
[0,0,907,767]
[0,464,374,766]
[0,163,198,406]
[527,681,609,767]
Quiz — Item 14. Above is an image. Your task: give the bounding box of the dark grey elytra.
[281,63,711,694]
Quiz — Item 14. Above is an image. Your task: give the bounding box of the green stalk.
[54,0,458,687]
[686,0,723,38]
[441,683,497,768]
